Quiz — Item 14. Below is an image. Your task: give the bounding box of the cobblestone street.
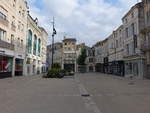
[0,73,150,113]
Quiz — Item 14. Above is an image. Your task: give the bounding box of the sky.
[26,0,140,46]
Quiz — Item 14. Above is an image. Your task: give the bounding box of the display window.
[0,56,13,72]
[15,59,23,71]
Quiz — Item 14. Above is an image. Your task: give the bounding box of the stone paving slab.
[0,73,150,113]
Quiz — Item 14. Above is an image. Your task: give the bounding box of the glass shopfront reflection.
[0,55,13,78]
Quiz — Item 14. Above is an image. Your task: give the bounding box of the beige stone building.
[114,25,124,61]
[94,41,104,72]
[122,2,145,79]
[94,39,109,73]
[25,14,48,75]
[47,38,77,72]
[85,47,95,72]
[108,34,115,62]
[62,38,77,72]
[107,25,125,76]
[0,0,28,77]
[141,0,150,78]
[39,27,48,73]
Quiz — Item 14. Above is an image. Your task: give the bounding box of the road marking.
[75,74,102,113]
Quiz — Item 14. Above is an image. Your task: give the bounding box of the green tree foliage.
[77,48,87,65]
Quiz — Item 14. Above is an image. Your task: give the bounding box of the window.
[126,44,129,55]
[33,35,37,55]
[68,47,71,50]
[28,30,32,54]
[116,40,118,48]
[22,10,25,17]
[38,39,41,56]
[0,57,13,72]
[0,29,6,40]
[21,40,23,48]
[125,28,129,38]
[17,38,20,47]
[146,10,150,24]
[13,0,16,7]
[131,23,135,35]
[131,12,134,18]
[89,58,94,63]
[125,18,128,23]
[18,21,21,30]
[133,35,137,48]
[21,24,24,32]
[11,34,14,44]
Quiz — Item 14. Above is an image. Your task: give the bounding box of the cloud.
[27,0,139,46]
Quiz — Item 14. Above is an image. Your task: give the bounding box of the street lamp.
[51,17,57,69]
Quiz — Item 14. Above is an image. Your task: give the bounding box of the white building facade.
[24,14,48,76]
[0,0,27,77]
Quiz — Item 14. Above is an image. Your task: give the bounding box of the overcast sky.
[27,0,140,46]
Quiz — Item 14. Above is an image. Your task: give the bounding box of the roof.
[122,2,143,20]
[63,38,76,42]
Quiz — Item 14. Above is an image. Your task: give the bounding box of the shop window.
[15,59,23,73]
[0,56,13,73]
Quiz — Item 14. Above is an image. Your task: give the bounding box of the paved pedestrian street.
[0,73,150,113]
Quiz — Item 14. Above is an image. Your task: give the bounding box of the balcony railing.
[0,16,9,27]
[141,42,150,51]
[0,40,14,50]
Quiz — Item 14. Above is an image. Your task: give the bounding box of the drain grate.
[128,82,135,85]
[81,94,90,97]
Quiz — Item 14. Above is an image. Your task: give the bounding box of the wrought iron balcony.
[0,16,9,27]
[141,42,150,51]
[0,40,14,50]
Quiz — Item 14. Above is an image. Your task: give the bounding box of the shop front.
[95,63,104,73]
[0,55,13,78]
[107,61,125,76]
[64,64,75,72]
[15,59,23,76]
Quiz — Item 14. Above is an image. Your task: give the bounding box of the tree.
[77,48,87,65]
